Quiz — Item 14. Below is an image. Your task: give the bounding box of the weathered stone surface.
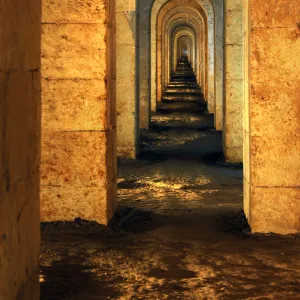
[116,45,136,80]
[116,0,136,12]
[42,0,106,23]
[0,1,41,298]
[41,0,117,225]
[251,188,300,234]
[251,0,300,27]
[246,0,300,234]
[42,79,108,131]
[225,45,243,79]
[251,136,300,187]
[116,11,136,45]
[138,0,152,128]
[224,0,244,162]
[251,28,300,83]
[250,82,300,137]
[226,10,243,45]
[40,185,109,224]
[214,0,224,131]
[41,132,108,187]
[116,0,139,159]
[223,77,243,162]
[42,24,106,79]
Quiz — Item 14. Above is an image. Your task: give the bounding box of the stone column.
[116,0,139,158]
[139,0,153,129]
[223,0,243,162]
[213,0,224,131]
[0,0,41,298]
[157,33,163,103]
[41,0,117,225]
[245,0,300,234]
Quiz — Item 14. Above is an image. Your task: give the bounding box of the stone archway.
[151,0,215,113]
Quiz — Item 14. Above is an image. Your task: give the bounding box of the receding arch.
[161,7,204,87]
[164,9,204,87]
[162,17,201,97]
[157,14,206,108]
[151,0,215,113]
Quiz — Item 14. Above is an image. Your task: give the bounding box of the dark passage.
[159,56,207,114]
[40,58,300,299]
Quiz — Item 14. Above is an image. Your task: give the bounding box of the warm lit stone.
[223,0,244,162]
[116,0,139,158]
[42,79,108,131]
[41,0,117,225]
[245,0,300,234]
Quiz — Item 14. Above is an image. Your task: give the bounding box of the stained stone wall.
[245,0,300,234]
[41,0,117,225]
[0,0,41,298]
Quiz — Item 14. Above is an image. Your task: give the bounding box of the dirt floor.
[40,107,300,300]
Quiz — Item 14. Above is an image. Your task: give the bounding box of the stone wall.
[0,0,41,298]
[41,0,117,225]
[245,0,300,234]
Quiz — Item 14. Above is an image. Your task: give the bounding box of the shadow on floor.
[40,258,122,300]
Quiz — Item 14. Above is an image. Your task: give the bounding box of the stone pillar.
[223,0,243,162]
[213,0,224,131]
[41,0,117,225]
[116,0,139,158]
[207,13,215,115]
[139,0,152,129]
[0,0,41,298]
[157,33,163,103]
[245,0,300,234]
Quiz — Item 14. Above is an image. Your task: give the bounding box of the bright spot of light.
[39,274,46,283]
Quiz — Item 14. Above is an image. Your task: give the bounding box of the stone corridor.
[2,1,300,298]
[40,74,300,299]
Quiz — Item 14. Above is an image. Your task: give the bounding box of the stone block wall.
[0,0,41,298]
[245,0,300,234]
[41,0,117,225]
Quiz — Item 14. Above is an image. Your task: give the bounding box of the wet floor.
[40,106,300,299]
[40,63,300,299]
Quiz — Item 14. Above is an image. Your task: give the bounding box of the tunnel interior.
[1,0,300,299]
